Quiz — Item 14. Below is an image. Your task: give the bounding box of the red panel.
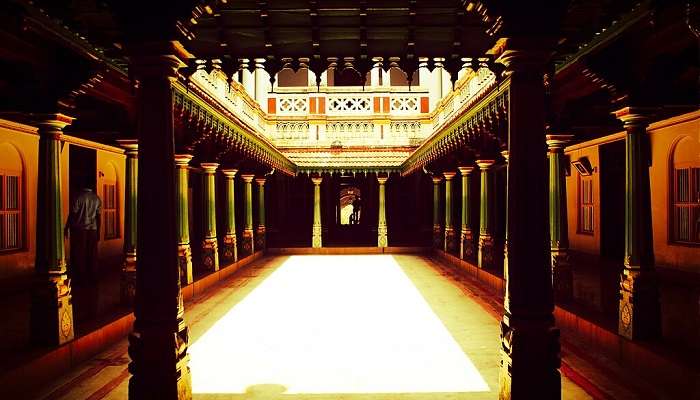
[318,97,326,114]
[373,97,381,113]
[383,97,390,113]
[309,97,317,114]
[420,97,429,113]
[267,98,276,114]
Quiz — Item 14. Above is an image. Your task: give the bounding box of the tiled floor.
[29,255,594,399]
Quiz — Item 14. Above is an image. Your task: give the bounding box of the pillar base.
[178,243,193,286]
[432,224,442,248]
[312,224,322,248]
[121,253,137,306]
[478,234,496,269]
[498,314,561,400]
[201,237,219,272]
[618,268,661,340]
[378,224,388,248]
[221,234,238,263]
[255,226,266,251]
[31,272,75,346]
[460,229,475,261]
[241,229,255,257]
[444,227,457,254]
[551,249,573,303]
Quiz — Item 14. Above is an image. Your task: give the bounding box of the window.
[579,177,594,234]
[672,167,700,244]
[0,173,22,251]
[103,182,119,239]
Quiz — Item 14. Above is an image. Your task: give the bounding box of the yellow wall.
[565,145,601,255]
[96,150,126,264]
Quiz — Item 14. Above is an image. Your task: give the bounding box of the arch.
[668,135,700,244]
[102,161,120,240]
[0,142,26,251]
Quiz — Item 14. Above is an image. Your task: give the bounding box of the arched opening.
[670,136,700,244]
[339,185,361,225]
[0,142,25,251]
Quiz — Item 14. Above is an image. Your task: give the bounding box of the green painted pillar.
[241,174,255,256]
[614,107,660,340]
[220,169,238,263]
[255,177,267,251]
[200,163,220,272]
[31,114,75,346]
[312,175,323,248]
[443,171,457,253]
[476,159,496,269]
[377,175,388,247]
[458,166,476,260]
[432,175,443,248]
[117,139,138,305]
[174,154,194,285]
[546,135,574,302]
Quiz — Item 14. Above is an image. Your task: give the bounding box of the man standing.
[65,183,101,287]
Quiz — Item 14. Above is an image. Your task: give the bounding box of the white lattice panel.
[277,96,309,115]
[327,95,372,114]
[390,96,420,114]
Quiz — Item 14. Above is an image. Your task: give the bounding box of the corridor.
[31,255,591,399]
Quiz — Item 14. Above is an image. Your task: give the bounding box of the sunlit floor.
[30,254,593,399]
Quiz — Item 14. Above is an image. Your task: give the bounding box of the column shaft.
[175,154,194,285]
[432,176,443,248]
[221,169,238,263]
[118,140,138,305]
[241,174,255,256]
[459,166,476,261]
[312,176,323,248]
[477,160,496,269]
[200,163,219,272]
[547,135,573,302]
[377,176,388,247]
[255,177,267,251]
[444,172,457,253]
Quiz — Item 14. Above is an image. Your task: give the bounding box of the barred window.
[579,177,594,234]
[672,167,700,244]
[0,173,22,251]
[103,182,119,239]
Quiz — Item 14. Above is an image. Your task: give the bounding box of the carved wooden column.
[255,177,267,251]
[477,159,496,269]
[432,175,443,248]
[547,135,574,302]
[240,174,255,257]
[614,107,660,340]
[377,174,388,247]
[443,171,457,253]
[127,44,191,399]
[117,139,138,305]
[220,169,238,263]
[174,154,194,286]
[458,166,476,261]
[199,163,219,272]
[501,150,510,273]
[497,39,560,400]
[31,113,75,346]
[312,175,323,248]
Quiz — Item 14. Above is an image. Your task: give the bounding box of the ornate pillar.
[220,169,238,263]
[614,107,660,340]
[443,171,457,253]
[127,45,191,399]
[31,114,75,346]
[477,160,496,269]
[240,174,255,257]
[199,163,219,272]
[255,177,267,251]
[117,139,138,305]
[174,154,194,286]
[547,135,574,302]
[501,150,510,273]
[458,166,476,261]
[432,175,443,248]
[254,59,270,110]
[377,175,388,247]
[497,40,560,400]
[312,175,323,248]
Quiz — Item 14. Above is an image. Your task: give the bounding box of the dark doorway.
[69,145,97,207]
[599,140,625,260]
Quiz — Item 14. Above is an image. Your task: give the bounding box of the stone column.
[477,160,496,269]
[174,154,194,285]
[255,177,267,251]
[220,169,238,263]
[127,46,191,399]
[501,150,510,273]
[241,60,255,97]
[312,175,323,248]
[443,171,457,253]
[199,163,219,272]
[614,107,660,340]
[432,175,443,248]
[240,174,255,257]
[547,135,574,302]
[31,113,75,346]
[497,40,559,400]
[117,139,138,305]
[458,166,476,261]
[377,175,388,247]
[254,59,270,110]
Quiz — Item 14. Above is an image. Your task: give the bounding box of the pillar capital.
[116,139,139,156]
[174,154,193,167]
[431,175,443,184]
[496,37,556,76]
[241,173,255,183]
[546,134,574,152]
[312,176,323,185]
[458,166,475,175]
[500,150,510,163]
[613,107,656,128]
[377,176,388,184]
[220,168,238,178]
[128,42,190,81]
[443,171,457,180]
[200,162,219,174]
[33,113,74,136]
[255,177,267,186]
[476,159,496,170]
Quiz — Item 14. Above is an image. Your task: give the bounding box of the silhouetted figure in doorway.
[352,196,362,224]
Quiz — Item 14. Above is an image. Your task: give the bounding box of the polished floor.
[30,255,593,399]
